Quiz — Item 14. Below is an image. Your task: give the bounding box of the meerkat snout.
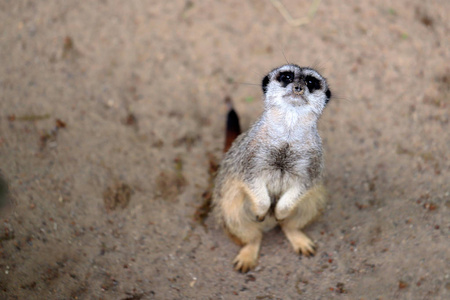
[292,83,305,95]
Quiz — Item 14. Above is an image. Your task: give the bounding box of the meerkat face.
[262,64,331,114]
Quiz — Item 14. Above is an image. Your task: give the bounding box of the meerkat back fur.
[213,64,331,272]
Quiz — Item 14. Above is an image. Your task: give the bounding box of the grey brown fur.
[213,64,331,272]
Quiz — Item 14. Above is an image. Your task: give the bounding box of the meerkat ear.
[262,75,270,94]
[325,88,331,104]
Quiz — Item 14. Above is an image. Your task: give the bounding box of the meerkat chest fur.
[248,107,323,200]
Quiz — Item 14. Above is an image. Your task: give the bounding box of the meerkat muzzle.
[292,83,305,95]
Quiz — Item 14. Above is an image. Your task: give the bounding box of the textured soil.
[0,0,449,299]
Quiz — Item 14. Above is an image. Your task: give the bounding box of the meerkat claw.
[275,216,285,223]
[256,215,266,222]
[233,257,254,273]
[232,242,260,273]
[297,242,317,257]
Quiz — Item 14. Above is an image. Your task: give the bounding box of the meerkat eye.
[305,75,322,93]
[277,71,294,86]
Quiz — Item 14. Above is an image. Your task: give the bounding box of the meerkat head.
[261,64,331,115]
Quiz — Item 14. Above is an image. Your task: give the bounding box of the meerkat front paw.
[274,205,293,221]
[253,202,270,222]
[275,187,303,221]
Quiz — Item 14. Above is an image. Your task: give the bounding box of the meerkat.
[213,64,331,272]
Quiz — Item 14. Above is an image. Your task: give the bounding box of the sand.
[0,0,449,299]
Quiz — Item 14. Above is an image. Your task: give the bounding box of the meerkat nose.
[292,83,305,95]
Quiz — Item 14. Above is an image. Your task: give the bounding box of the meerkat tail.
[0,174,10,212]
[224,96,241,153]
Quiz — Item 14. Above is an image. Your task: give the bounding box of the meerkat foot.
[282,228,317,257]
[232,242,260,273]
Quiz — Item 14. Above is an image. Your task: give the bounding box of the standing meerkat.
[213,64,331,272]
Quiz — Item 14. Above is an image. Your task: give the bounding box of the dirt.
[0,0,449,299]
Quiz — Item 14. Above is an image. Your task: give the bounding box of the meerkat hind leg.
[227,222,263,273]
[280,184,326,256]
[233,235,262,273]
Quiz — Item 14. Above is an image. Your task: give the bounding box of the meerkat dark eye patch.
[262,75,270,94]
[305,75,322,93]
[277,71,295,87]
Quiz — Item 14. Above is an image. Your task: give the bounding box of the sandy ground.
[0,0,449,299]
